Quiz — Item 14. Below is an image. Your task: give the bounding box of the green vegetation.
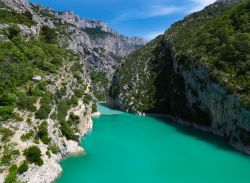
[0,6,35,26]
[83,93,93,104]
[21,130,34,141]
[56,93,86,140]
[90,71,108,101]
[48,144,60,154]
[92,103,97,113]
[111,0,250,124]
[0,126,14,142]
[166,0,250,109]
[0,144,20,166]
[68,112,80,126]
[5,164,18,183]
[0,25,74,121]
[83,28,113,39]
[37,122,51,144]
[35,93,53,120]
[24,146,43,166]
[17,160,29,174]
[17,94,37,112]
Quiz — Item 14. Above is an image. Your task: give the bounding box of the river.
[57,104,250,183]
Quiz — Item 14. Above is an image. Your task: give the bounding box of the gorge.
[0,0,249,182]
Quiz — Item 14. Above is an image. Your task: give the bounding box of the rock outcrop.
[110,0,250,154]
[0,0,144,182]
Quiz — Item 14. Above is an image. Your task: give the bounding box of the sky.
[30,0,216,40]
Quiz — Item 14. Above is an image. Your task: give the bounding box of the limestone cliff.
[0,0,143,182]
[110,0,250,154]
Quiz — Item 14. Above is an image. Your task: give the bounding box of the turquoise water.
[57,104,250,183]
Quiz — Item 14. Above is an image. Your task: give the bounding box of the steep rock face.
[172,48,250,153]
[0,0,143,182]
[1,0,144,100]
[59,11,117,34]
[58,10,145,57]
[1,0,31,12]
[110,0,250,154]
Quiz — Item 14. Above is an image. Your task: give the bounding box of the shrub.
[6,25,21,40]
[48,144,60,154]
[0,106,14,121]
[0,126,14,142]
[5,164,17,183]
[35,93,52,119]
[74,88,85,98]
[17,160,28,174]
[35,107,51,119]
[68,112,80,126]
[41,26,57,43]
[83,94,92,104]
[21,130,34,141]
[37,122,51,144]
[24,146,43,166]
[17,95,37,112]
[92,103,97,113]
[60,122,74,140]
[0,145,20,166]
[0,93,16,106]
[0,8,35,26]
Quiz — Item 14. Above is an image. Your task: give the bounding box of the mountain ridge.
[110,0,250,154]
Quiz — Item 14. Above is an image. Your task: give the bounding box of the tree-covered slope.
[0,0,143,181]
[110,0,250,153]
[166,0,250,108]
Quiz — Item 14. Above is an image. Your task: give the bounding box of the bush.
[0,145,20,166]
[35,93,52,119]
[21,130,34,141]
[0,106,14,121]
[18,160,28,174]
[92,103,97,113]
[41,26,57,43]
[0,126,14,142]
[35,107,51,119]
[48,144,60,154]
[68,112,80,126]
[83,94,92,104]
[74,88,85,98]
[24,146,43,166]
[60,122,74,140]
[5,164,17,183]
[37,122,51,144]
[0,8,35,26]
[17,94,37,112]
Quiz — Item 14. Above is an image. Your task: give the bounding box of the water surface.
[57,104,250,183]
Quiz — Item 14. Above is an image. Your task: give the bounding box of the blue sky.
[30,0,216,40]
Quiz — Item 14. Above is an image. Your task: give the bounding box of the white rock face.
[32,75,42,81]
[59,11,117,34]
[173,55,250,153]
[2,0,31,13]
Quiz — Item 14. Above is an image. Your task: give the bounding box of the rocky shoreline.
[18,109,94,183]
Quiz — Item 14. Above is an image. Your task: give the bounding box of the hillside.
[0,0,144,182]
[110,0,250,154]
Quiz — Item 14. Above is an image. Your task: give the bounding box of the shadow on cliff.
[151,116,247,156]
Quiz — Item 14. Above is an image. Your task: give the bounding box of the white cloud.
[188,0,216,13]
[113,5,181,23]
[147,5,181,17]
